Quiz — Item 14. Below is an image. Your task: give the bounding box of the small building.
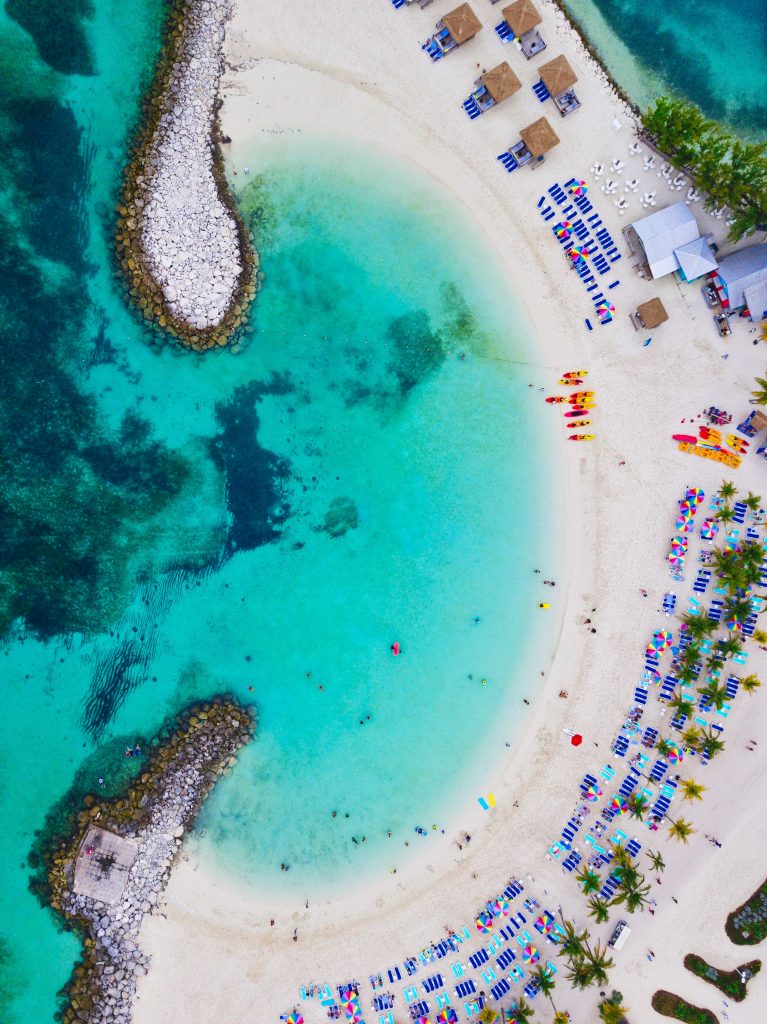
[538,55,580,116]
[437,4,482,52]
[711,243,767,321]
[673,237,718,282]
[502,0,546,58]
[635,297,669,329]
[518,117,560,162]
[625,202,715,280]
[474,62,522,111]
[72,826,138,905]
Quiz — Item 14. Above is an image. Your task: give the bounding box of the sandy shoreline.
[133,1,767,1021]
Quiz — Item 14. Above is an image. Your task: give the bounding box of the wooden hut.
[441,4,482,46]
[636,297,669,329]
[478,62,522,106]
[502,0,546,57]
[539,55,577,97]
[520,117,560,160]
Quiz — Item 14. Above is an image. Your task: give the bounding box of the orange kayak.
[546,396,568,403]
[569,435,595,441]
[563,370,588,379]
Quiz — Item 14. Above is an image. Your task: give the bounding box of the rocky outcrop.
[116,0,257,351]
[45,699,255,1024]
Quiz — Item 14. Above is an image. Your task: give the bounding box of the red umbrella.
[570,734,583,746]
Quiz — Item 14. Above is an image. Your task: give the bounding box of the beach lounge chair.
[411,1000,430,1018]
[451,962,465,978]
[469,948,489,969]
[455,979,476,999]
[533,79,551,102]
[497,948,517,971]
[490,977,511,1001]
[497,150,519,173]
[732,501,747,524]
[379,1014,395,1024]
[611,734,629,757]
[649,758,668,782]
[633,686,648,706]
[423,974,444,993]
[494,20,513,42]
[403,985,419,1003]
[462,95,482,119]
[436,993,451,1009]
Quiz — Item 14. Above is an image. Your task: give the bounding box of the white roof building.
[717,243,767,320]
[626,202,706,280]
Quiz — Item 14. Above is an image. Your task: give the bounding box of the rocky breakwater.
[45,699,255,1024]
[117,0,257,351]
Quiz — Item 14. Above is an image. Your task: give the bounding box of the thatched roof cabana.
[636,297,669,329]
[539,55,577,96]
[520,117,560,159]
[751,411,767,432]
[502,0,541,37]
[442,3,482,45]
[480,62,522,104]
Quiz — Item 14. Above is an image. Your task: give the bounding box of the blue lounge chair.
[490,978,511,1001]
[649,758,668,782]
[497,151,519,173]
[455,979,476,999]
[469,949,489,969]
[462,96,481,119]
[388,966,402,984]
[533,80,551,102]
[495,21,513,42]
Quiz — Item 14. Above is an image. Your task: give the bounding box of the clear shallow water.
[563,0,767,136]
[1,3,563,1021]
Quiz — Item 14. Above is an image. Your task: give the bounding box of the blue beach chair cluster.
[532,79,550,102]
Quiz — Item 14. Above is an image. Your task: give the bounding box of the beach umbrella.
[611,796,629,815]
[554,221,572,239]
[492,898,509,917]
[522,944,540,964]
[284,1016,304,1024]
[569,180,588,195]
[476,912,493,931]
[666,742,683,764]
[584,783,602,801]
[675,515,694,533]
[568,245,589,261]
[436,1011,458,1024]
[700,518,718,540]
[570,733,583,746]
[726,616,742,632]
[534,911,555,934]
[685,487,705,504]
[417,1017,431,1024]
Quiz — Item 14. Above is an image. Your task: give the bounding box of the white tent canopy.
[673,236,718,282]
[628,202,701,279]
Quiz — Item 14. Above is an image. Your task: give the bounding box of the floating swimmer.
[539,603,550,608]
[391,641,401,656]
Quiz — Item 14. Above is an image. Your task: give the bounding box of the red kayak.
[673,434,697,444]
[546,396,568,403]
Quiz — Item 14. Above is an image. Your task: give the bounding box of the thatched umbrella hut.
[502,0,542,37]
[441,4,482,46]
[539,55,577,97]
[520,117,560,159]
[478,62,522,106]
[636,297,669,329]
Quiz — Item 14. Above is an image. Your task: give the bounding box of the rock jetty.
[116,0,257,351]
[45,699,255,1024]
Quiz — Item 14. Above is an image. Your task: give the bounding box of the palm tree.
[681,724,703,750]
[751,628,767,647]
[680,612,716,642]
[718,635,744,660]
[719,480,737,501]
[740,673,762,695]
[646,849,665,873]
[669,688,695,719]
[509,997,535,1023]
[745,491,762,512]
[668,818,695,844]
[551,1013,571,1024]
[478,1007,500,1024]
[556,919,588,962]
[724,596,753,624]
[587,896,610,924]
[582,941,614,988]
[656,736,676,757]
[626,794,649,821]
[563,958,592,991]
[751,376,767,405]
[576,868,602,895]
[599,994,629,1024]
[718,505,735,525]
[679,778,706,802]
[531,963,557,1007]
[699,728,726,760]
[696,681,729,710]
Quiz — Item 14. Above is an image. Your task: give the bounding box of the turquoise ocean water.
[563,0,767,135]
[0,2,564,1021]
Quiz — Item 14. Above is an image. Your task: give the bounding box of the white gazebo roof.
[673,236,718,281]
[630,202,700,279]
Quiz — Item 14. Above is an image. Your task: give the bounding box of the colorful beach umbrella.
[571,733,583,746]
[726,616,742,632]
[554,221,572,239]
[492,898,510,917]
[684,487,705,504]
[284,1016,304,1024]
[569,180,588,195]
[584,783,602,801]
[436,1011,458,1024]
[568,245,589,261]
[522,944,540,964]
[610,796,629,815]
[476,912,493,931]
[666,742,683,764]
[700,518,719,540]
[534,911,555,934]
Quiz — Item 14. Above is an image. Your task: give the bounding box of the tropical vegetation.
[642,96,767,240]
[556,917,613,990]
[651,990,718,1024]
[684,953,761,1001]
[598,991,630,1024]
[726,875,767,944]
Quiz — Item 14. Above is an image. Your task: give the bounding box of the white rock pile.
[139,0,242,331]
[54,705,253,1024]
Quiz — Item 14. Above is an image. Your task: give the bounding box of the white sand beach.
[133,1,767,1021]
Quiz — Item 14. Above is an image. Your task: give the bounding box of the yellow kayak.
[569,434,595,441]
